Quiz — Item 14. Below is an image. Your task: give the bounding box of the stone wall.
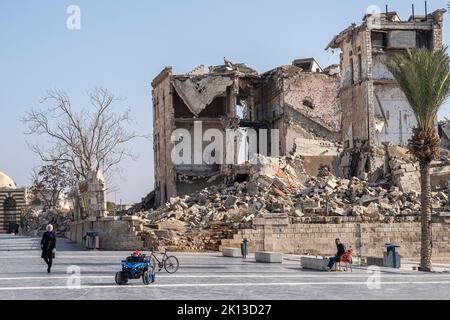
[284,72,341,133]
[0,188,27,234]
[68,217,144,251]
[221,216,450,258]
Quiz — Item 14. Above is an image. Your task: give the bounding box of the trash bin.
[85,231,99,250]
[82,234,88,249]
[241,239,249,259]
[383,243,401,268]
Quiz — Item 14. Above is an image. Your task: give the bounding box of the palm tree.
[384,47,450,272]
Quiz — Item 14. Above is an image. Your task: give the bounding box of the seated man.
[326,238,347,270]
[126,250,146,264]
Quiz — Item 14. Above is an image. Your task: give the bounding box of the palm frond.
[384,47,450,130]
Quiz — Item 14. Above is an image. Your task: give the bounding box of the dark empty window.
[416,31,432,49]
[303,98,314,109]
[4,197,16,211]
[372,32,387,48]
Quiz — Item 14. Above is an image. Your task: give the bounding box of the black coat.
[41,232,56,259]
[336,243,346,257]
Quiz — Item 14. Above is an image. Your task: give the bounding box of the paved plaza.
[0,234,450,300]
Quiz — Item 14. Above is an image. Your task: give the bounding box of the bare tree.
[23,87,139,182]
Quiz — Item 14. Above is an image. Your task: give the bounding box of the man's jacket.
[336,243,346,256]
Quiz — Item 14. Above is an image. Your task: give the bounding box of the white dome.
[0,172,16,189]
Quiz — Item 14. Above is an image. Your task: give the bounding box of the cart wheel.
[143,271,151,285]
[115,271,125,285]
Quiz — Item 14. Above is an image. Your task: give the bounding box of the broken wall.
[338,28,372,148]
[152,68,177,206]
[284,73,341,132]
[374,85,417,146]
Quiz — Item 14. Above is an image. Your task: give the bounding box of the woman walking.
[41,224,56,273]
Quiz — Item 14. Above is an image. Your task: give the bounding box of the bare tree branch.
[23,87,142,184]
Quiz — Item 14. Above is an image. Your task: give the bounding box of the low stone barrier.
[366,256,384,267]
[222,247,242,258]
[300,256,330,271]
[223,221,450,258]
[255,251,283,263]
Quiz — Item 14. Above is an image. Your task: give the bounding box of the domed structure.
[0,171,25,234]
[0,172,16,189]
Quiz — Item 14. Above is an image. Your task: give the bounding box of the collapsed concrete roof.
[326,8,446,50]
[439,120,450,150]
[172,77,234,116]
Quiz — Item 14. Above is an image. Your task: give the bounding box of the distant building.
[0,172,27,233]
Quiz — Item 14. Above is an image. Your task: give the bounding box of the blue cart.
[115,253,156,285]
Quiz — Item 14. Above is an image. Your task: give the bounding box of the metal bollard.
[241,239,249,259]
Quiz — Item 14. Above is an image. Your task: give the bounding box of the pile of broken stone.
[20,209,73,236]
[121,152,450,251]
[136,171,447,232]
[296,170,447,224]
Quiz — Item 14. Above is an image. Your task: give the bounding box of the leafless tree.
[23,87,140,183]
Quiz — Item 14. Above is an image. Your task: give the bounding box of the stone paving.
[1,235,450,300]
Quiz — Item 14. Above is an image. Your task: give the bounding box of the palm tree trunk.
[419,163,433,272]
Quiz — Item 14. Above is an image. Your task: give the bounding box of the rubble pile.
[126,155,448,251]
[127,190,156,213]
[384,143,450,193]
[295,168,447,223]
[20,209,73,236]
[383,144,421,193]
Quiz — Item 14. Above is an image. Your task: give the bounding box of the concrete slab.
[222,248,241,258]
[301,257,330,271]
[255,251,283,263]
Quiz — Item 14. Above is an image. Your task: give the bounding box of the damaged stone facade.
[327,9,445,178]
[72,171,108,220]
[152,59,341,206]
[439,120,450,150]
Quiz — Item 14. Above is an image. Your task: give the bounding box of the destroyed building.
[326,9,446,178]
[0,171,27,234]
[439,120,450,150]
[151,58,341,206]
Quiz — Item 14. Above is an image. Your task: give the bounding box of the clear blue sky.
[1,0,449,203]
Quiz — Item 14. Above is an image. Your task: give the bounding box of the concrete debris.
[384,143,450,192]
[123,155,447,251]
[128,190,157,213]
[20,209,73,237]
